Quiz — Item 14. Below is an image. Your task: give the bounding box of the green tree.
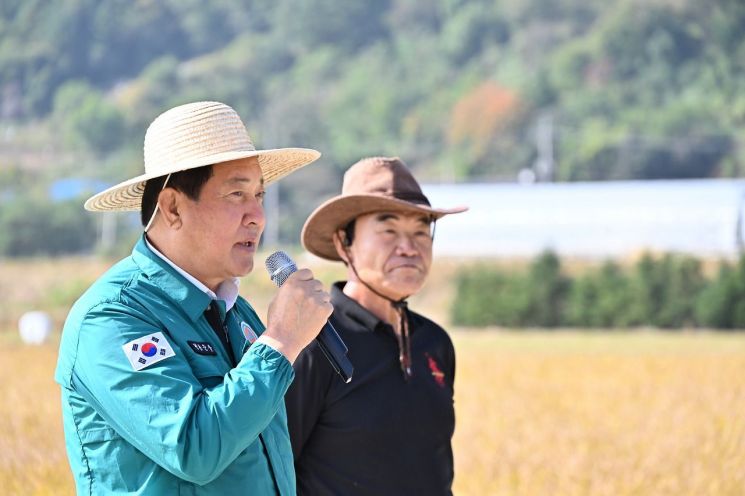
[53,80,126,154]
[566,261,633,328]
[628,253,705,328]
[451,266,531,327]
[696,258,745,329]
[524,251,570,327]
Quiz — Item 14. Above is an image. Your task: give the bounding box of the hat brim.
[301,194,468,261]
[84,147,321,212]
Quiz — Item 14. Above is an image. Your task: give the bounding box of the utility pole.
[264,183,280,249]
[534,112,555,182]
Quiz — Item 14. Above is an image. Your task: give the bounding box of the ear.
[157,188,183,229]
[332,230,351,264]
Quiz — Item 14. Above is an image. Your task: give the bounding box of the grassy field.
[453,331,745,495]
[1,330,744,495]
[2,255,744,494]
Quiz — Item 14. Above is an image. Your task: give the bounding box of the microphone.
[265,251,353,383]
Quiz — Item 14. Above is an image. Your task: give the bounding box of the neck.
[146,232,222,292]
[343,280,403,331]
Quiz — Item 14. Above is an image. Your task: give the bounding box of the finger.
[290,268,314,282]
[312,289,331,302]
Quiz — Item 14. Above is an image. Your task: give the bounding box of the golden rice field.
[1,330,744,495]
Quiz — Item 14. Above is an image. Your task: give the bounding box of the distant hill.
[1,0,744,252]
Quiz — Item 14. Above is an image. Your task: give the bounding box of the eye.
[256,191,266,202]
[230,191,244,198]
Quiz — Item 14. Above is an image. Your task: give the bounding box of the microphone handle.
[316,321,353,384]
[264,251,353,383]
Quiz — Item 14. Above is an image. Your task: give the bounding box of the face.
[342,211,433,300]
[174,157,265,288]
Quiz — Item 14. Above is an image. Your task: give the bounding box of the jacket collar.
[131,234,212,322]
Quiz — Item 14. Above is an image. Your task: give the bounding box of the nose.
[242,197,266,229]
[395,233,419,256]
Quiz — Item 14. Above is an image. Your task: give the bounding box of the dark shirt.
[285,282,456,496]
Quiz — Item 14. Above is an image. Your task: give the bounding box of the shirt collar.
[136,235,240,313]
[330,281,389,333]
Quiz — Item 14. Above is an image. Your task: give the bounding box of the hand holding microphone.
[265,251,353,383]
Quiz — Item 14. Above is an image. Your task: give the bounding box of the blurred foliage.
[453,251,727,329]
[0,195,97,256]
[566,261,634,327]
[1,0,745,254]
[452,268,531,327]
[53,80,126,154]
[695,257,745,329]
[627,253,706,328]
[524,251,571,327]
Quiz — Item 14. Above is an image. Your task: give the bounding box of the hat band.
[392,191,431,206]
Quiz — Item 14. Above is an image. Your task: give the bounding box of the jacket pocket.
[79,426,119,444]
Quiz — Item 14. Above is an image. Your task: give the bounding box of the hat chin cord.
[343,244,413,381]
[143,173,172,233]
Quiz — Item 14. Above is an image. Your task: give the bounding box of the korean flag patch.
[241,321,259,344]
[122,332,176,371]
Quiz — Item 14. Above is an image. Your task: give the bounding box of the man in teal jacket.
[55,101,331,495]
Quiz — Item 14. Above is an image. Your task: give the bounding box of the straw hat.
[302,156,468,261]
[84,101,321,211]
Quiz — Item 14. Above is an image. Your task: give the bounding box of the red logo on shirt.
[425,353,445,387]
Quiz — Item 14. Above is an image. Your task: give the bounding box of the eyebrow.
[375,213,399,222]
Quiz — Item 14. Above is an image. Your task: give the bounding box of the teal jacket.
[55,236,296,495]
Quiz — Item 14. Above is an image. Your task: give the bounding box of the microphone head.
[265,251,297,287]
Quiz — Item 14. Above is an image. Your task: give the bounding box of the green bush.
[524,251,570,327]
[566,261,633,328]
[628,253,705,328]
[695,257,745,329]
[452,251,723,329]
[451,251,569,328]
[451,266,531,327]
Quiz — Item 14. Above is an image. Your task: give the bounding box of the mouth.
[392,264,422,272]
[236,240,257,250]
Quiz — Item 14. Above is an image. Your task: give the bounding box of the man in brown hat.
[285,156,467,495]
[56,101,331,495]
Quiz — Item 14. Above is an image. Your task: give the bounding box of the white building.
[421,179,745,258]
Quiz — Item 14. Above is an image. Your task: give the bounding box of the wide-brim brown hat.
[302,156,468,261]
[84,101,320,211]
